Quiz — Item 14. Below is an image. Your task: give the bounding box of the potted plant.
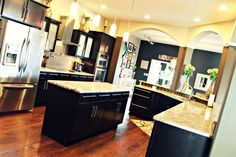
[205,68,218,98]
[182,64,196,92]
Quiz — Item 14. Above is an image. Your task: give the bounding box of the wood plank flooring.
[0,107,149,157]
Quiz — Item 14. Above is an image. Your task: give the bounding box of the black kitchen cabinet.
[43,17,61,52]
[68,30,94,58]
[34,71,94,106]
[130,87,180,119]
[1,0,47,28]
[42,84,129,146]
[145,121,212,157]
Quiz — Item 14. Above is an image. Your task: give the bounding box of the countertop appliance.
[0,19,47,113]
[94,52,109,82]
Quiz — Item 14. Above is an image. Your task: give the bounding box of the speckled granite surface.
[41,67,94,76]
[154,101,213,137]
[48,80,129,94]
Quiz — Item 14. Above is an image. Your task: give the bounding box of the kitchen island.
[133,84,215,157]
[42,81,129,146]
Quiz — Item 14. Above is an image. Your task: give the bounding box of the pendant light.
[109,0,120,36]
[109,16,117,36]
[93,0,102,27]
[70,0,79,17]
[123,0,135,42]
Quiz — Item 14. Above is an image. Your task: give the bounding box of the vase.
[79,20,90,33]
[205,81,215,99]
[182,77,190,92]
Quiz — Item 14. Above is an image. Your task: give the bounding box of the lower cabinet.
[42,84,129,146]
[130,87,181,119]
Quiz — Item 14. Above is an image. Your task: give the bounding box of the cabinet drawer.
[134,87,153,98]
[47,73,60,80]
[59,73,71,80]
[132,95,152,109]
[111,92,129,100]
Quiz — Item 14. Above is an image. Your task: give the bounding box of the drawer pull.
[135,88,151,93]
[131,103,148,110]
[112,93,121,96]
[82,95,96,98]
[122,93,129,96]
[71,75,79,78]
[134,93,150,99]
[99,94,110,97]
[40,72,47,75]
[61,74,69,77]
[49,73,59,76]
[80,76,87,78]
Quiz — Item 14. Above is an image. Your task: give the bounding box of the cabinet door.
[76,34,86,57]
[2,0,27,22]
[87,103,104,135]
[35,79,47,106]
[84,37,93,58]
[114,99,127,125]
[24,1,46,28]
[100,101,118,131]
[71,102,92,141]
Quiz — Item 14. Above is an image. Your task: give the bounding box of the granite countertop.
[40,67,94,77]
[48,80,130,94]
[136,84,214,137]
[154,101,214,137]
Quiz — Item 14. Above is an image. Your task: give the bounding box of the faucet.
[187,85,193,100]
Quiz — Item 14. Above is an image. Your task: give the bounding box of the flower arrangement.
[79,13,93,32]
[184,64,196,78]
[207,68,218,82]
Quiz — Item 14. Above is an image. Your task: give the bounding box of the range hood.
[57,16,79,47]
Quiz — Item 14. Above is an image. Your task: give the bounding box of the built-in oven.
[96,52,109,69]
[94,67,107,82]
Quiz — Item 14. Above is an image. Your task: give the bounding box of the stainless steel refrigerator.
[0,19,47,113]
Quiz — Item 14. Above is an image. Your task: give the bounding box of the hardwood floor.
[0,107,149,157]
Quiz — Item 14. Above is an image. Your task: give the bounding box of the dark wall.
[190,49,222,94]
[134,41,180,83]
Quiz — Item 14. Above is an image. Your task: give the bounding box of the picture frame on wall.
[126,60,131,69]
[127,42,134,52]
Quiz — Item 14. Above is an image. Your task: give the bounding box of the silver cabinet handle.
[93,106,98,118]
[131,103,148,110]
[61,74,69,77]
[71,75,79,78]
[40,72,47,76]
[46,81,49,90]
[122,93,129,96]
[136,88,151,93]
[80,75,88,78]
[43,81,47,90]
[2,84,34,89]
[116,103,122,112]
[112,93,121,96]
[82,95,96,98]
[99,94,110,97]
[133,93,150,99]
[49,73,59,76]
[21,1,26,19]
[91,106,95,118]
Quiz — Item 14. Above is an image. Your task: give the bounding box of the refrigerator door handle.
[23,39,31,72]
[18,39,26,72]
[2,84,34,89]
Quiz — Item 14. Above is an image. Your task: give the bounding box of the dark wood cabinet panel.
[146,121,212,157]
[42,84,129,146]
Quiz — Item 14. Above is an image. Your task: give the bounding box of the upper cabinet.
[89,31,116,60]
[43,17,61,52]
[68,30,94,59]
[1,0,47,28]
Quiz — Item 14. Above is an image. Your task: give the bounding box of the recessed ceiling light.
[218,5,228,11]
[144,14,150,20]
[193,17,201,22]
[100,4,107,10]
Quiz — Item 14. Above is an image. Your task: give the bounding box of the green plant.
[207,68,218,82]
[184,64,196,78]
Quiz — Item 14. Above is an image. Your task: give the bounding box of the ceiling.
[132,29,224,52]
[79,0,236,27]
